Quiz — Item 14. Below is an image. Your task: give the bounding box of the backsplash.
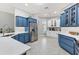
[61,27,79,33]
[15,27,25,32]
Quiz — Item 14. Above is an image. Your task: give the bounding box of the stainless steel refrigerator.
[29,19,38,42]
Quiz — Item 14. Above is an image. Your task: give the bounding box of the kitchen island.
[58,33,79,55]
[0,32,31,55]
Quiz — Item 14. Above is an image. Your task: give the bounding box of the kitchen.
[0,3,79,55]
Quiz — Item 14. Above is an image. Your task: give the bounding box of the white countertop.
[59,33,79,41]
[0,31,29,37]
[0,32,31,55]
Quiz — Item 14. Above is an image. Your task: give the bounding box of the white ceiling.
[0,3,70,18]
[13,3,69,18]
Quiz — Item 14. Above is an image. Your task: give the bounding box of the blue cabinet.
[19,33,30,43]
[60,8,70,27]
[11,33,30,43]
[18,34,25,43]
[19,17,23,27]
[58,34,77,55]
[24,33,30,43]
[16,16,20,27]
[77,4,79,26]
[16,16,28,27]
[60,3,79,27]
[64,8,70,27]
[11,35,19,41]
[60,13,65,27]
[16,16,23,27]
[28,17,37,23]
[22,17,28,27]
[60,41,74,54]
[15,17,37,43]
[70,4,77,26]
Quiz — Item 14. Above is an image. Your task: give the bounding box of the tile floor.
[27,35,69,55]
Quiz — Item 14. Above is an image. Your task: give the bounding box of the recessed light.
[25,3,28,6]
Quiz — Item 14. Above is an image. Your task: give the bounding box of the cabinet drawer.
[60,39,74,48]
[59,35,75,47]
[60,42,74,54]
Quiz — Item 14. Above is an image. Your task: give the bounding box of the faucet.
[2,24,10,36]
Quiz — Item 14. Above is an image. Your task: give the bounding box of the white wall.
[0,11,14,33]
[0,4,15,33]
